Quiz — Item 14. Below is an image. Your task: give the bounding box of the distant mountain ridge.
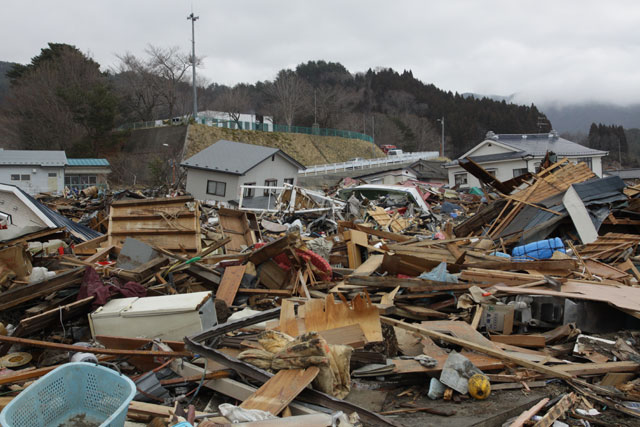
[541,102,640,133]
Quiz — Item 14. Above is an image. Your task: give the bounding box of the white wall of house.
[467,141,517,157]
[446,155,605,188]
[185,154,299,202]
[239,154,299,197]
[0,166,64,195]
[185,168,240,202]
[0,191,48,228]
[362,169,417,185]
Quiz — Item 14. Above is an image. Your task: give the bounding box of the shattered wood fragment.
[382,317,573,380]
[510,398,550,427]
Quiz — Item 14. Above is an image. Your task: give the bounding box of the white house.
[354,168,418,185]
[197,111,274,131]
[0,149,67,195]
[444,131,608,188]
[181,140,304,202]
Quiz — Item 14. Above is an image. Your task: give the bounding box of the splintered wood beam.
[0,335,190,357]
[381,317,573,380]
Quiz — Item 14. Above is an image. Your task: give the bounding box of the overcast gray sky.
[2,0,639,106]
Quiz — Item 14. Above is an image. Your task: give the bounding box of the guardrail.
[299,151,440,176]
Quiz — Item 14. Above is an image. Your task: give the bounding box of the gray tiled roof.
[181,140,303,174]
[445,132,607,167]
[0,149,67,166]
[495,133,607,157]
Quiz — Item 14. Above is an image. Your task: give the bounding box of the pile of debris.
[2,156,640,426]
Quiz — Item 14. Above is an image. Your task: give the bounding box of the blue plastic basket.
[0,362,136,427]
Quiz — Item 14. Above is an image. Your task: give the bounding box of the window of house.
[534,162,541,172]
[284,178,294,185]
[454,173,468,186]
[206,180,226,197]
[264,179,277,196]
[271,155,275,161]
[243,183,256,198]
[89,176,97,184]
[575,157,593,170]
[486,169,497,178]
[20,175,30,181]
[10,175,19,181]
[513,168,529,177]
[48,172,57,177]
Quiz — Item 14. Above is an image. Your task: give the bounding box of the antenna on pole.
[187,12,199,119]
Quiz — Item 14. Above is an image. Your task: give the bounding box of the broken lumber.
[381,317,573,380]
[0,335,190,357]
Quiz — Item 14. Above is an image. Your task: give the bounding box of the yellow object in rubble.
[468,373,491,400]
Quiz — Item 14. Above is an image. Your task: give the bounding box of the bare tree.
[214,85,252,125]
[146,45,200,119]
[114,52,163,121]
[264,70,309,127]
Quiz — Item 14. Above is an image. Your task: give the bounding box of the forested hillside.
[0,44,548,158]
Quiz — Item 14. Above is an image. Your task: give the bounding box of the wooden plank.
[339,221,412,242]
[349,254,383,276]
[600,372,636,386]
[490,334,546,348]
[237,288,292,296]
[0,335,190,357]
[0,268,83,312]
[0,365,58,386]
[170,360,318,417]
[555,361,640,376]
[217,264,247,306]
[240,367,320,415]
[391,352,504,374]
[128,400,208,419]
[382,317,574,380]
[318,324,366,348]
[510,398,549,427]
[533,393,577,427]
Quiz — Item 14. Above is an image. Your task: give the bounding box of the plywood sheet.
[216,264,247,306]
[240,367,320,415]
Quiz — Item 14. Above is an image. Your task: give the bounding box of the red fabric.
[252,242,332,281]
[78,267,146,307]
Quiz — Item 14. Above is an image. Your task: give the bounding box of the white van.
[387,149,403,156]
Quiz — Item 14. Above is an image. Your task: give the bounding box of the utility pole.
[371,115,375,157]
[437,117,445,157]
[187,12,199,119]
